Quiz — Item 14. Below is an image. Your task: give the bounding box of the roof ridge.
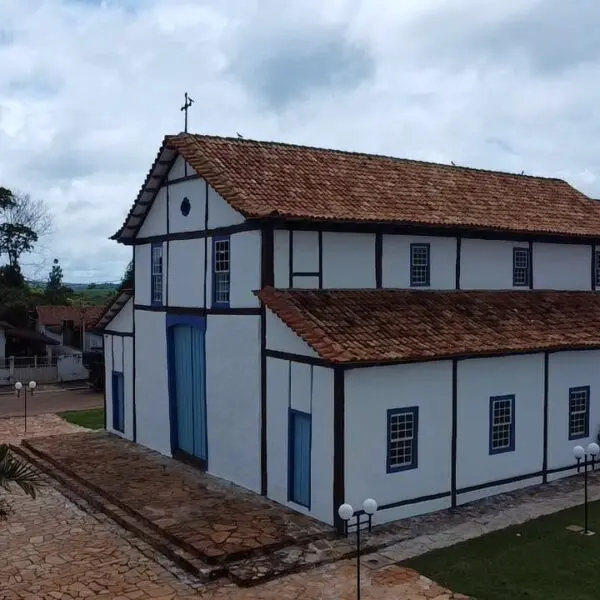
[174,132,569,185]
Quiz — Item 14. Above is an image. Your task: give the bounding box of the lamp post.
[15,380,37,433]
[338,498,378,600]
[573,442,600,535]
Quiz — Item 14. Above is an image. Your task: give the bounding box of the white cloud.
[1,0,600,282]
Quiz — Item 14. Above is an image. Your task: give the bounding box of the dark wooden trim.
[265,349,329,367]
[451,359,458,507]
[134,304,261,316]
[131,222,260,245]
[259,225,274,497]
[104,330,134,338]
[292,271,321,277]
[528,240,534,289]
[165,183,170,305]
[457,471,543,495]
[333,367,345,532]
[288,230,293,288]
[455,237,461,289]
[318,231,323,288]
[272,219,600,245]
[542,351,549,483]
[547,463,580,474]
[132,249,137,443]
[203,180,209,311]
[102,334,108,430]
[378,490,451,512]
[164,173,201,187]
[375,232,383,288]
[592,245,597,291]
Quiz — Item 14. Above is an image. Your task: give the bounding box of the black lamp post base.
[581,530,596,536]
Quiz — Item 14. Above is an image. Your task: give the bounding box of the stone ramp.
[22,432,334,584]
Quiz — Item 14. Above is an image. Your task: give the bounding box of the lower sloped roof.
[256,287,600,365]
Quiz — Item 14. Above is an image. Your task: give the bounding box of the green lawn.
[58,408,105,430]
[406,499,600,600]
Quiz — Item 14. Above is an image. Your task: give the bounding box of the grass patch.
[58,408,105,430]
[406,499,600,600]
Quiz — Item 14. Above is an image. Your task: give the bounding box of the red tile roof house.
[36,305,104,354]
[100,132,600,530]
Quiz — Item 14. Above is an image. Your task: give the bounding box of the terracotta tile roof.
[257,287,600,364]
[93,286,133,330]
[114,133,600,242]
[36,305,104,328]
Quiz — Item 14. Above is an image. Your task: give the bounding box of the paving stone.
[25,431,331,565]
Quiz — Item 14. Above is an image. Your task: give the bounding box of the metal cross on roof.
[180,92,194,133]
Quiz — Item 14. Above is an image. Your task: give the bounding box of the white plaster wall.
[292,231,319,272]
[229,231,261,308]
[167,179,206,233]
[267,358,334,524]
[460,239,529,289]
[458,475,543,505]
[291,275,320,288]
[167,239,206,307]
[167,155,191,180]
[134,310,171,455]
[104,335,135,441]
[274,230,290,288]
[322,232,375,288]
[207,186,245,229]
[533,243,591,290]
[456,354,544,492]
[205,315,261,492]
[382,235,457,289]
[134,244,151,306]
[266,310,319,357]
[105,298,133,333]
[345,361,453,524]
[138,187,167,238]
[547,350,600,472]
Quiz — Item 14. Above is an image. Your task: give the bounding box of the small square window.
[151,243,163,306]
[489,395,515,454]
[212,236,230,307]
[387,407,419,472]
[410,243,430,287]
[569,386,590,440]
[513,247,530,287]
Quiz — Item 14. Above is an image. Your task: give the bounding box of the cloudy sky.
[1,0,599,282]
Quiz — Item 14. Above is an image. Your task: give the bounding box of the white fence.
[0,355,89,386]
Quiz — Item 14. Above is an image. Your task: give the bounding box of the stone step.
[10,443,224,584]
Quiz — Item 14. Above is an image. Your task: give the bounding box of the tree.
[121,259,133,287]
[44,258,71,305]
[0,189,47,275]
[0,444,42,519]
[3,192,53,240]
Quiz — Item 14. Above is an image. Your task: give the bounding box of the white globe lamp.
[337,503,354,522]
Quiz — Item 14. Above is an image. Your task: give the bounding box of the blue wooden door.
[170,323,207,461]
[289,410,311,507]
[112,371,124,433]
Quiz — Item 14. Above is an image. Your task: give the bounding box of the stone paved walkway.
[25,431,331,563]
[0,413,84,445]
[0,478,462,599]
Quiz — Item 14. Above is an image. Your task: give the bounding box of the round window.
[180,197,191,216]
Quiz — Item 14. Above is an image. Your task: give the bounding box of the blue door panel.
[289,411,311,508]
[168,320,207,462]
